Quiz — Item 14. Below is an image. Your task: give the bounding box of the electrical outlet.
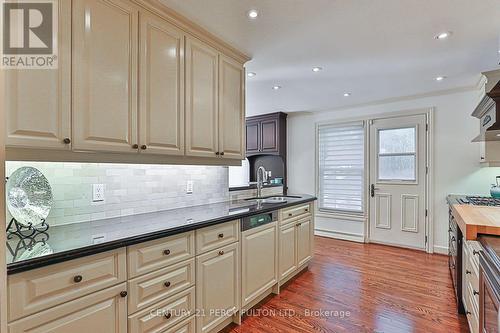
[186,180,194,194]
[92,184,105,202]
[91,234,107,244]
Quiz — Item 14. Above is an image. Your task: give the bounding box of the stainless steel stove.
[459,196,500,206]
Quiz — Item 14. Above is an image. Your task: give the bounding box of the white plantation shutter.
[318,122,365,214]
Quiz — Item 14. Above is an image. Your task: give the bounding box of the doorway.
[368,114,428,250]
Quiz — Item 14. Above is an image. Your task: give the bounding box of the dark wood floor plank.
[222,236,469,333]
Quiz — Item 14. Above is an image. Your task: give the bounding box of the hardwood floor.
[223,236,469,333]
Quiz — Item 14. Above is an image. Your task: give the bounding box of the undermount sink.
[245,195,301,204]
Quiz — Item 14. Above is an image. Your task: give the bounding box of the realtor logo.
[1,0,58,69]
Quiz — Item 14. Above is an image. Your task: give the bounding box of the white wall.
[287,87,500,253]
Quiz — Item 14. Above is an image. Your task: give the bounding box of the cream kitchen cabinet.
[4,0,71,150]
[139,10,185,156]
[296,218,313,267]
[185,37,245,160]
[196,242,240,333]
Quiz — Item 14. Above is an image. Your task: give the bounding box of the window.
[377,127,416,181]
[318,122,365,214]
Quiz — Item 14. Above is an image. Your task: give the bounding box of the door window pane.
[379,155,415,180]
[379,127,415,154]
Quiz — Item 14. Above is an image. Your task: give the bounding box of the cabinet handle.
[132,144,139,149]
[296,223,302,227]
[481,156,485,160]
[448,228,452,232]
[473,290,479,296]
[220,152,225,156]
[451,236,455,241]
[288,213,293,217]
[473,250,480,256]
[63,138,71,144]
[164,313,172,319]
[164,281,171,288]
[73,275,83,283]
[120,291,128,298]
[140,145,147,150]
[218,233,224,238]
[163,249,171,256]
[466,311,471,315]
[451,264,455,269]
[466,270,471,274]
[215,152,220,156]
[305,208,309,212]
[219,250,224,256]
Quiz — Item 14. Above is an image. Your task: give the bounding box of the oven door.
[480,255,500,333]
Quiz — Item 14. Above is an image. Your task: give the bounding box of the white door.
[369,114,427,250]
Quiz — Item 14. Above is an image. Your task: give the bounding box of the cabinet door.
[185,37,219,158]
[297,218,313,267]
[72,0,138,153]
[241,224,277,306]
[8,284,127,333]
[139,12,184,155]
[245,121,260,154]
[261,119,278,153]
[196,243,239,333]
[5,0,71,150]
[218,55,245,160]
[279,222,297,281]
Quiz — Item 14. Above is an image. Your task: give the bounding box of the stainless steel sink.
[245,195,301,204]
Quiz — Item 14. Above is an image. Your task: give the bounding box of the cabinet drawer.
[128,258,195,314]
[8,283,127,333]
[467,241,482,272]
[128,232,195,278]
[128,286,195,333]
[195,220,239,254]
[8,248,126,321]
[166,316,195,333]
[280,204,311,224]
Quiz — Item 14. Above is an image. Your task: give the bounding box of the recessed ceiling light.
[312,66,323,72]
[247,9,258,19]
[247,72,256,77]
[435,76,446,81]
[435,31,451,40]
[343,92,351,97]
[272,85,281,90]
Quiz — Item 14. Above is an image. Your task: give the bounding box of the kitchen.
[0,1,499,333]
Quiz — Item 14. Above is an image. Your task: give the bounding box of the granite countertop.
[229,183,283,191]
[6,194,316,274]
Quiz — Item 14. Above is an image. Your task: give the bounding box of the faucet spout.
[256,166,267,199]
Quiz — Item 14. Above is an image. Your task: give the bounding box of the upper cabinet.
[5,0,249,165]
[4,0,71,150]
[72,0,139,153]
[246,112,287,157]
[139,11,185,156]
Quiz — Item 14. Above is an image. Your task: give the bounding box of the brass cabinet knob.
[63,138,71,144]
[218,233,224,238]
[132,144,139,149]
[164,313,172,319]
[219,250,224,256]
[120,291,128,298]
[73,275,83,283]
[164,281,171,288]
[141,145,147,150]
[163,249,171,256]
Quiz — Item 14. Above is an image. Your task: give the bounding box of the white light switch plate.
[186,180,193,194]
[92,184,105,202]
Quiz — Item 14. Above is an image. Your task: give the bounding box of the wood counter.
[452,204,500,240]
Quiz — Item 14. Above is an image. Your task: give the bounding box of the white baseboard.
[314,228,364,243]
[433,245,449,255]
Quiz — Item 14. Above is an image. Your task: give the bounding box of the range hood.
[472,70,500,142]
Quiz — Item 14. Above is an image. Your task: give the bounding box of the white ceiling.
[160,0,500,116]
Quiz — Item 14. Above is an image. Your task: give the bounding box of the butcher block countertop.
[451,203,500,240]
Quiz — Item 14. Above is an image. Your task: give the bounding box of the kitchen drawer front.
[128,231,195,278]
[195,220,239,254]
[166,316,195,333]
[8,248,126,321]
[280,204,311,224]
[465,282,479,333]
[467,241,482,272]
[466,256,480,298]
[8,283,128,333]
[128,258,195,314]
[128,286,195,333]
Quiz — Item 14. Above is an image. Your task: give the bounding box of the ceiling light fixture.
[435,31,451,40]
[312,66,323,72]
[247,72,256,77]
[435,76,446,81]
[343,92,351,97]
[247,9,258,19]
[272,85,281,90]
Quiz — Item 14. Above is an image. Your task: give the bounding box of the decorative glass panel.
[379,127,416,154]
[379,155,416,181]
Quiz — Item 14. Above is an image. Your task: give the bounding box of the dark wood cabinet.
[246,112,287,157]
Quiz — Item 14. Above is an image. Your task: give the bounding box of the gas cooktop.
[459,196,500,206]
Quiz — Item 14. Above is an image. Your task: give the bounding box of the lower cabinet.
[8,283,128,333]
[297,218,313,267]
[196,242,239,333]
[279,216,313,282]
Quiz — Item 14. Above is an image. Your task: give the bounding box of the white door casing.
[369,114,427,250]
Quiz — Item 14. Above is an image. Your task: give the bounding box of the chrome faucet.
[256,166,267,198]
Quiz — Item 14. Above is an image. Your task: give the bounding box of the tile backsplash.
[6,162,229,226]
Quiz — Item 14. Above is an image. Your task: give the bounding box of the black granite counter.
[6,194,316,274]
[229,183,283,192]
